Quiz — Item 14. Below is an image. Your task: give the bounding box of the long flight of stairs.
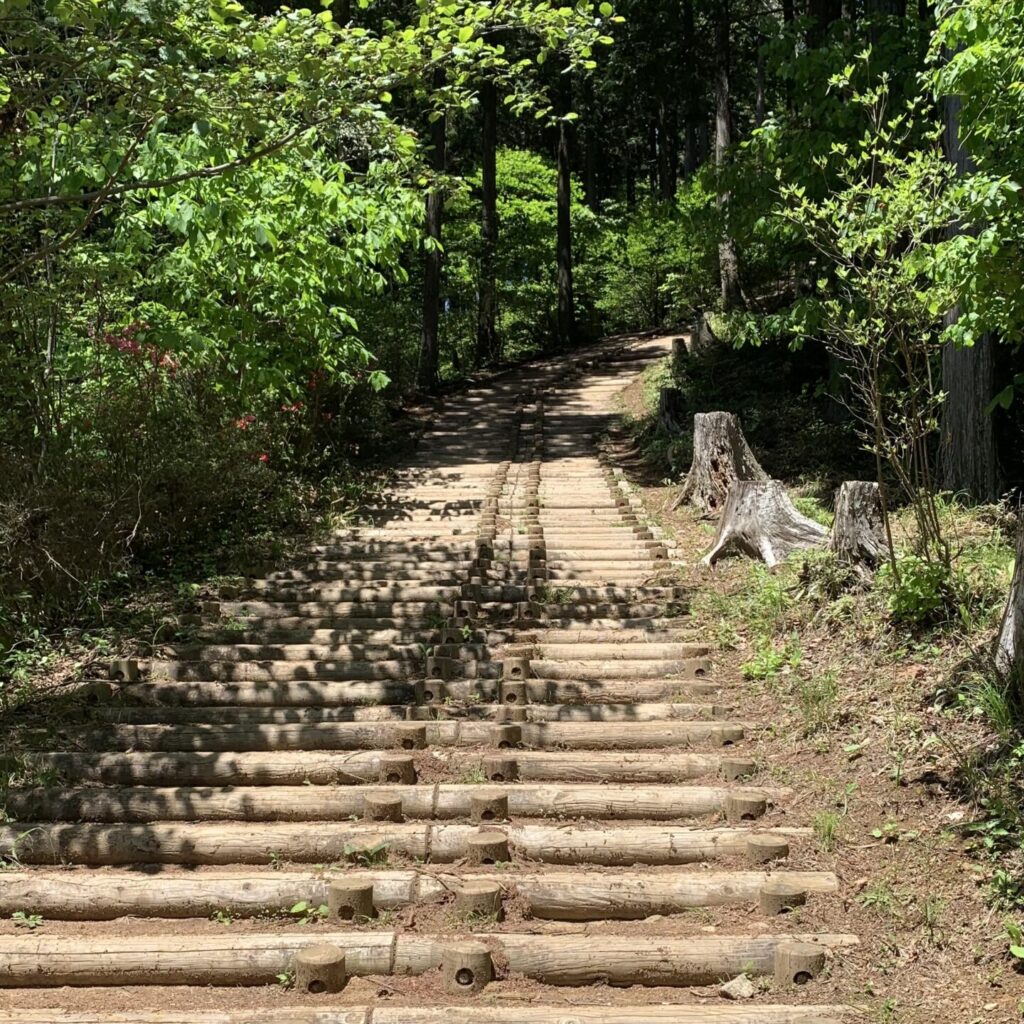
[0,336,854,1023]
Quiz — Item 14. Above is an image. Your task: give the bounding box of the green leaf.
[986,384,1015,414]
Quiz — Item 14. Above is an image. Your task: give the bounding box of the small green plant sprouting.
[459,768,487,784]
[290,900,329,925]
[796,669,839,736]
[920,894,945,947]
[276,970,294,989]
[269,851,284,871]
[344,841,389,867]
[813,810,841,853]
[1004,918,1024,962]
[870,821,918,844]
[210,909,233,927]
[11,911,43,930]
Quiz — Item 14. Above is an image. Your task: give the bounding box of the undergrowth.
[694,504,1022,926]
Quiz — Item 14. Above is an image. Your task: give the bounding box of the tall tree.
[715,0,743,310]
[681,0,699,177]
[938,87,1001,500]
[475,80,500,366]
[417,71,447,391]
[807,0,842,47]
[555,65,577,347]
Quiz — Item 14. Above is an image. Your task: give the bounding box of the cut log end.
[441,940,493,995]
[293,942,347,994]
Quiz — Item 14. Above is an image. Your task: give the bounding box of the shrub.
[877,555,964,630]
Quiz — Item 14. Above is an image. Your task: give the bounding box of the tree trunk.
[556,67,577,349]
[475,80,500,367]
[714,0,743,311]
[828,481,886,571]
[417,73,447,391]
[995,522,1024,687]
[755,39,766,128]
[865,0,904,46]
[581,76,600,211]
[702,481,828,568]
[657,101,677,201]
[939,88,1001,501]
[807,0,842,47]
[671,411,767,515]
[681,0,699,177]
[657,388,687,435]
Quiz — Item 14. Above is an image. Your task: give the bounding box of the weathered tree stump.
[702,481,827,568]
[995,521,1024,683]
[671,412,768,515]
[691,311,719,354]
[829,480,887,571]
[657,387,687,434]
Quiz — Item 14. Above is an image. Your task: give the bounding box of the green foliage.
[289,900,329,925]
[932,0,1024,350]
[877,556,963,630]
[0,0,615,661]
[10,911,43,930]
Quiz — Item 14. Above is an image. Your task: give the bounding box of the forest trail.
[0,335,855,1022]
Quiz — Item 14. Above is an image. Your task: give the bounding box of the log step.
[56,720,745,752]
[0,822,807,865]
[0,931,856,987]
[18,750,754,786]
[84,702,731,725]
[103,679,723,707]
[1,782,783,823]
[0,868,837,920]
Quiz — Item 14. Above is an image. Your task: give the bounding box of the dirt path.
[0,335,854,1022]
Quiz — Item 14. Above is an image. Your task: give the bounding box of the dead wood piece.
[995,521,1024,683]
[828,480,886,570]
[702,481,827,568]
[671,412,767,515]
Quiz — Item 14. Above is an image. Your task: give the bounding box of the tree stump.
[829,480,886,571]
[995,521,1024,683]
[657,387,687,435]
[691,310,719,354]
[671,412,768,515]
[702,481,827,568]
